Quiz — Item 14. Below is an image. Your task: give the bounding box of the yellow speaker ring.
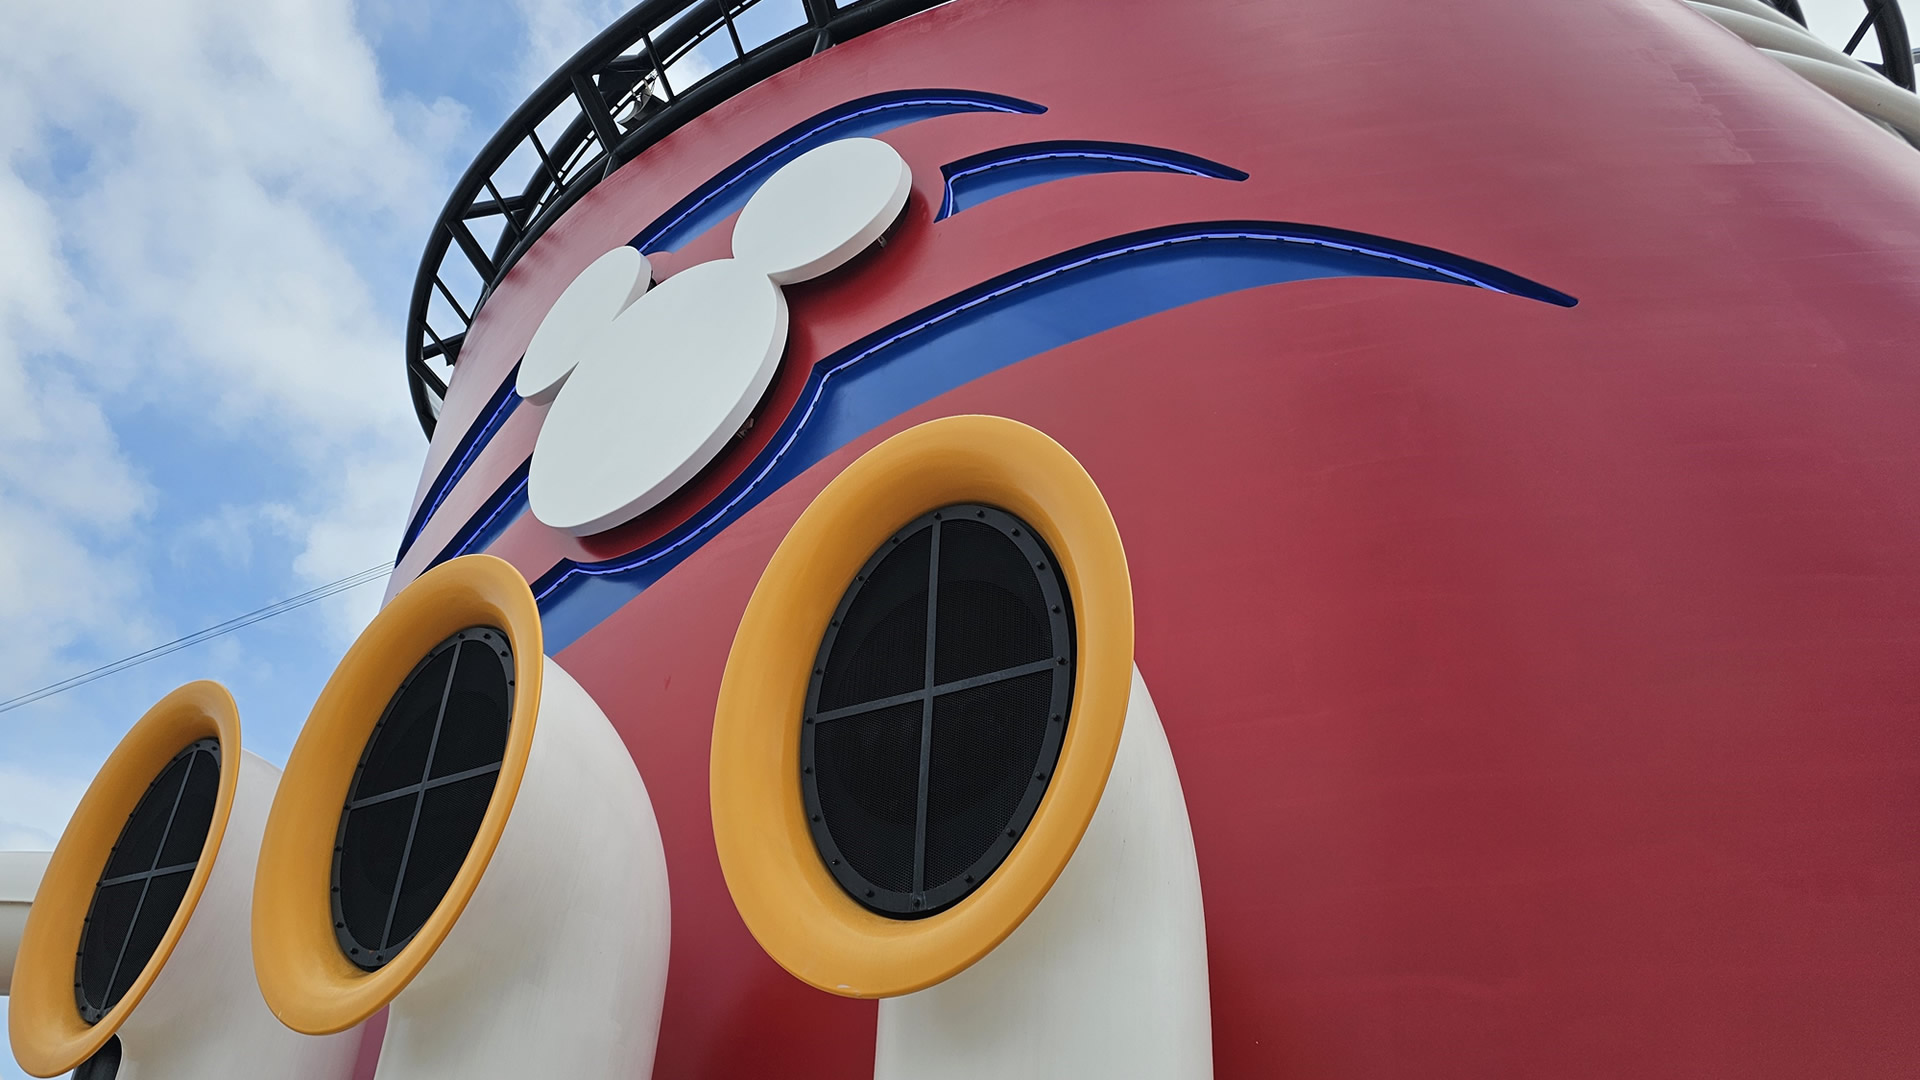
[251,554,543,1034]
[711,414,1134,998]
[8,681,241,1076]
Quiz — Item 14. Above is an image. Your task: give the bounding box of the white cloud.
[508,0,731,123]
[510,0,636,95]
[0,764,89,851]
[0,131,153,694]
[0,0,645,890]
[1798,0,1892,65]
[0,0,473,712]
[291,449,424,643]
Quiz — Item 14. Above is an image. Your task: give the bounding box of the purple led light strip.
[946,148,1220,186]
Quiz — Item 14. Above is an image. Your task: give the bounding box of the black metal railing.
[405,0,944,437]
[407,0,1918,438]
[1765,0,1915,89]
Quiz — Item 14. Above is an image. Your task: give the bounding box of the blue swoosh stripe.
[397,364,522,560]
[489,220,1576,652]
[430,460,530,570]
[937,140,1248,220]
[633,88,1046,254]
[402,90,1048,557]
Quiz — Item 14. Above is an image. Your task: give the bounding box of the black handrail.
[1766,0,1915,89]
[407,0,1918,438]
[1848,0,1916,90]
[404,0,944,438]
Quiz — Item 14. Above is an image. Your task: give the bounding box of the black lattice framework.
[1765,0,1915,90]
[401,0,1920,437]
[403,0,944,437]
[802,504,1075,918]
[74,738,221,1023]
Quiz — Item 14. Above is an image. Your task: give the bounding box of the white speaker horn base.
[117,752,360,1080]
[372,657,670,1080]
[874,666,1213,1080]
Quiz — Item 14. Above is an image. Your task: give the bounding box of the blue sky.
[0,0,638,1072]
[0,0,1898,1074]
[0,0,592,840]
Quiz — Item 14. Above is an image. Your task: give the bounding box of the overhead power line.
[0,562,395,716]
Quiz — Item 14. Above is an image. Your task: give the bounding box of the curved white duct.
[252,554,671,1080]
[373,658,669,1079]
[1688,4,1883,79]
[874,667,1212,1080]
[711,415,1212,1078]
[0,852,51,996]
[7,683,361,1079]
[1690,0,1808,34]
[1683,0,1920,145]
[1760,47,1920,142]
[103,752,361,1079]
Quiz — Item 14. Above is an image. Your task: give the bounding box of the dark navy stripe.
[937,141,1247,220]
[396,364,522,560]
[425,459,530,572]
[402,91,1047,557]
[511,220,1575,652]
[633,88,1046,254]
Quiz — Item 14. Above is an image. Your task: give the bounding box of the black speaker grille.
[813,700,923,893]
[332,627,513,970]
[74,738,221,1023]
[73,1035,121,1080]
[802,504,1073,917]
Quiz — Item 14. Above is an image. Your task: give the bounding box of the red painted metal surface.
[347,1008,385,1080]
[387,0,1920,1075]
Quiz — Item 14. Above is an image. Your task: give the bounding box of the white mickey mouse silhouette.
[524,137,913,536]
[517,246,652,405]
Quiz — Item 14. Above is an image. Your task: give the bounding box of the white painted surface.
[528,258,786,535]
[516,247,651,405]
[874,666,1212,1080]
[374,657,671,1080]
[1685,0,1920,145]
[523,137,910,537]
[114,752,361,1080]
[1762,48,1920,142]
[732,138,912,285]
[1688,4,1881,78]
[0,852,50,996]
[1690,0,1805,32]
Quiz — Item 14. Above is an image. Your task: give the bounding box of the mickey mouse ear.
[732,138,912,285]
[516,247,651,404]
[527,259,787,536]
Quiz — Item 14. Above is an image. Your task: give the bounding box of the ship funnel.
[710,415,1212,1077]
[251,554,669,1079]
[6,683,360,1079]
